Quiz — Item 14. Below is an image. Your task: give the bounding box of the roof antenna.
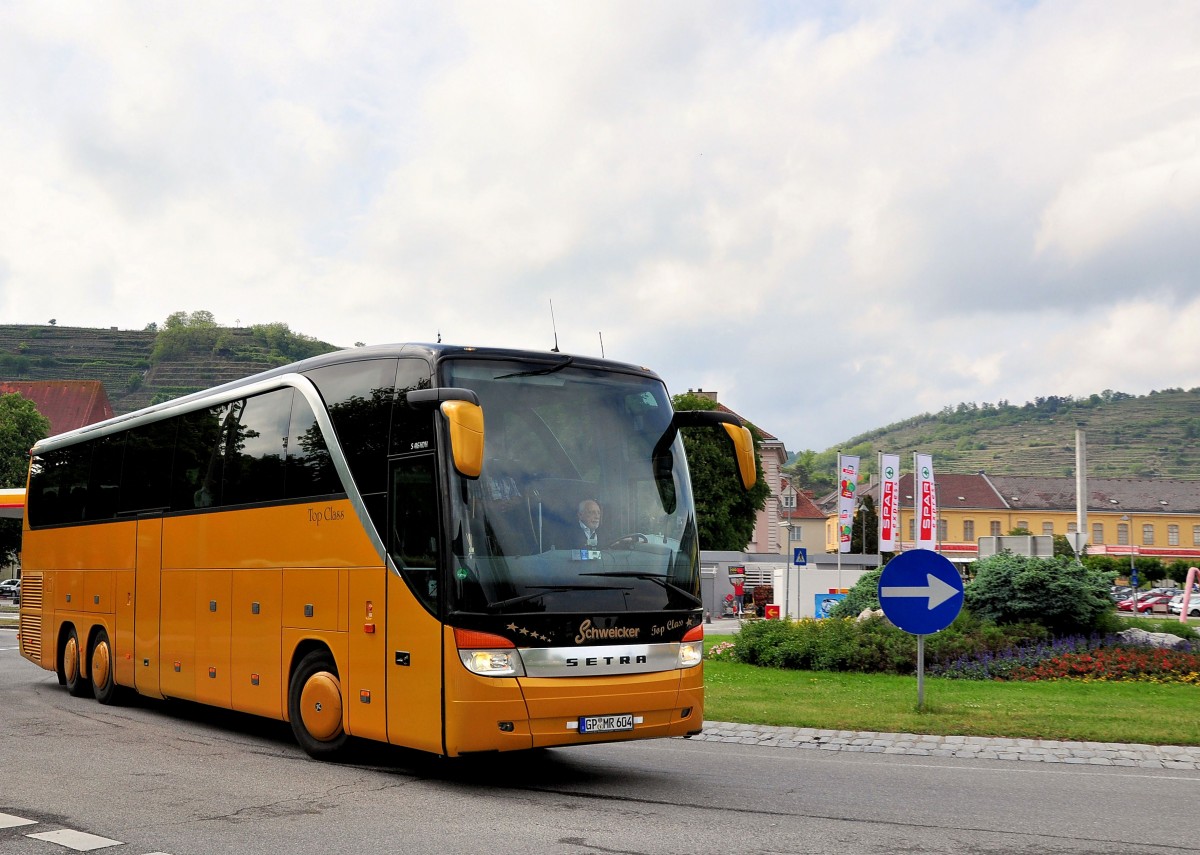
[599,331,605,358]
[549,299,560,352]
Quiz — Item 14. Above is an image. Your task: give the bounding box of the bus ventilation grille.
[17,575,43,660]
[19,613,42,659]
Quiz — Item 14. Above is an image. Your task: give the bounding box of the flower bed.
[712,617,1200,684]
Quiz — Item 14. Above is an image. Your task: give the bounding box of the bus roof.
[30,342,662,453]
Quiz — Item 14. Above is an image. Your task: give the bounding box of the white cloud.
[1,0,1199,452]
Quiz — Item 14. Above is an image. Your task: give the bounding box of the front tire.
[288,650,349,759]
[63,626,91,698]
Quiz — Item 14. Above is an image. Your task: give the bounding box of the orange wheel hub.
[299,671,343,742]
[64,636,79,683]
[93,641,111,690]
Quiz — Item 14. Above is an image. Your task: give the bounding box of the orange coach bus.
[18,343,754,758]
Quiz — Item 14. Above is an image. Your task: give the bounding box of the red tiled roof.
[0,380,114,437]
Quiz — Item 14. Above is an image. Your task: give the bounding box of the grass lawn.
[704,659,1200,746]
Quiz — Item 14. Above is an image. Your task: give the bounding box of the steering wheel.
[609,533,649,549]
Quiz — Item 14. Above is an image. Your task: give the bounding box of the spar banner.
[878,453,901,552]
[915,452,938,550]
[837,454,860,553]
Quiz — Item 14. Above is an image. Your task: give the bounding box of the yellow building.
[827,473,1200,568]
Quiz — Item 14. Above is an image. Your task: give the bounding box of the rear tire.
[63,626,91,698]
[90,629,118,705]
[288,650,349,759]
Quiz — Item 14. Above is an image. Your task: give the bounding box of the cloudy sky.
[2,2,1199,453]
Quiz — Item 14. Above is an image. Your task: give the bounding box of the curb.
[693,721,1200,770]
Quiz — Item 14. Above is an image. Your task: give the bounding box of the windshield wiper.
[580,572,703,606]
[485,583,630,612]
[494,356,574,380]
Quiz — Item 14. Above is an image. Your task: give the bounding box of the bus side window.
[220,389,291,507]
[389,358,434,455]
[390,456,439,613]
[119,420,177,515]
[286,391,344,499]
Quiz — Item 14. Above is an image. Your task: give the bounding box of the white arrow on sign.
[880,573,959,610]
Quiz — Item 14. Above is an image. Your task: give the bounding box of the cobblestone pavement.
[692,721,1200,771]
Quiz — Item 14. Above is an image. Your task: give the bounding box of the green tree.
[0,393,49,486]
[963,552,1114,635]
[783,449,835,496]
[851,493,879,554]
[0,393,50,565]
[672,392,770,550]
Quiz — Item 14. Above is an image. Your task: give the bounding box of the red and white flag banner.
[878,453,900,552]
[915,452,938,550]
[837,454,860,554]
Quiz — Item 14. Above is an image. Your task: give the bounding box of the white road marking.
[26,829,123,851]
[0,812,37,829]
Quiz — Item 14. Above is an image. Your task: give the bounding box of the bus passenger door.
[385,455,446,754]
[134,517,164,699]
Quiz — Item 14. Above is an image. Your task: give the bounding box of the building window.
[990,520,1001,536]
[908,518,915,540]
[938,519,948,541]
[1169,524,1179,546]
[1194,525,1200,546]
[963,520,975,541]
[1142,524,1154,546]
[1067,522,1077,534]
[1042,522,1054,536]
[1017,520,1028,531]
[1092,522,1104,545]
[1117,523,1129,545]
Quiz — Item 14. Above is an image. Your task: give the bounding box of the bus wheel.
[288,651,348,759]
[90,629,118,705]
[63,627,91,698]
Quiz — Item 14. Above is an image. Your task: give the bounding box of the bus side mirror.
[407,388,485,479]
[722,423,757,490]
[441,401,484,479]
[668,410,757,491]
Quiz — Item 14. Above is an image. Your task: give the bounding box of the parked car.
[0,578,19,598]
[1168,593,1200,617]
[1117,594,1173,613]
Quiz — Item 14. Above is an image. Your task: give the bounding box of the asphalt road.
[2,627,1198,855]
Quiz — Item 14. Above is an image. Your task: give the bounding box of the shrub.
[829,568,882,619]
[964,552,1113,635]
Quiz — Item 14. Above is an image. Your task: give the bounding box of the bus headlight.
[454,628,526,677]
[678,625,704,668]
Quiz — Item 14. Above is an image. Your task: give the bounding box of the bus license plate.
[579,714,634,734]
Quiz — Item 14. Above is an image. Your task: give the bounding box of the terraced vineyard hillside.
[0,323,338,415]
[834,390,1200,480]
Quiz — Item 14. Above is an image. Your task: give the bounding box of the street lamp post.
[778,520,793,620]
[1122,514,1138,614]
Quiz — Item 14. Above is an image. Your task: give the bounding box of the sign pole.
[917,634,925,709]
[877,550,963,715]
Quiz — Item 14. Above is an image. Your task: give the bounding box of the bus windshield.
[441,358,699,616]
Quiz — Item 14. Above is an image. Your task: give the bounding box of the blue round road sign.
[877,550,964,635]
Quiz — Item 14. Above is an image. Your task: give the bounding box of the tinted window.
[305,359,398,495]
[391,455,439,613]
[171,405,227,511]
[28,444,90,527]
[222,389,292,506]
[286,391,343,499]
[120,420,177,514]
[86,434,125,521]
[389,358,434,455]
